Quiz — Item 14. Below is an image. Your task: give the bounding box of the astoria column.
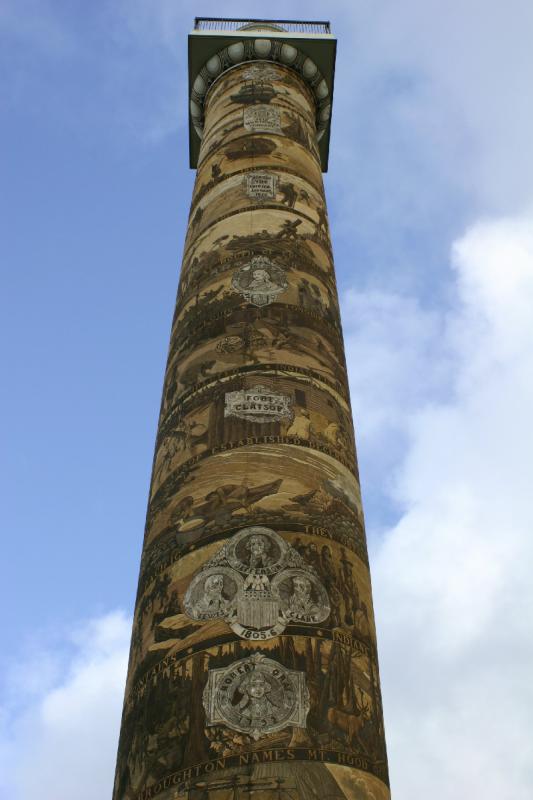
[113,19,389,800]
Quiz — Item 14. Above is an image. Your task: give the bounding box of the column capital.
[188,19,337,171]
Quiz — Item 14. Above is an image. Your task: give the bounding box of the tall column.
[113,31,389,800]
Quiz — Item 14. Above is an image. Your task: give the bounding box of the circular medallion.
[184,566,242,620]
[272,568,330,624]
[225,527,287,576]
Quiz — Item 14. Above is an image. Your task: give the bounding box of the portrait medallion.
[231,255,288,307]
[203,652,310,740]
[183,567,242,620]
[184,527,329,640]
[271,567,330,625]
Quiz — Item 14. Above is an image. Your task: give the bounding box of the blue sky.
[1,1,533,798]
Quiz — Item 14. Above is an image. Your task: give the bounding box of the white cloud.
[343,289,446,447]
[363,212,533,798]
[336,0,533,213]
[0,612,130,800]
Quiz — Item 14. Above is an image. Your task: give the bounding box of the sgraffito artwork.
[223,387,293,424]
[184,527,330,639]
[231,257,289,307]
[113,55,389,800]
[203,652,310,739]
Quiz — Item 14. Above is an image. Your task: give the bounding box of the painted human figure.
[270,325,291,350]
[237,672,280,720]
[328,582,343,628]
[248,268,279,293]
[340,548,360,625]
[306,542,320,572]
[277,218,302,240]
[279,182,297,208]
[196,574,229,614]
[353,600,370,637]
[298,278,314,309]
[287,575,319,617]
[293,537,307,558]
[153,435,182,488]
[323,421,346,450]
[316,205,329,236]
[286,408,312,440]
[162,364,178,412]
[246,535,273,569]
[320,545,337,587]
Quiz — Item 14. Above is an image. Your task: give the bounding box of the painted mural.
[113,57,389,800]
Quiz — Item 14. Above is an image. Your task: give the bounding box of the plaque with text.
[243,104,282,134]
[224,386,292,424]
[243,171,278,200]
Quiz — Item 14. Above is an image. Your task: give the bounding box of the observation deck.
[188,17,337,171]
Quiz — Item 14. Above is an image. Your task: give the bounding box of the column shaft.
[114,61,389,800]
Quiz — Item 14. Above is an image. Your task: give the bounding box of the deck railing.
[193,18,331,35]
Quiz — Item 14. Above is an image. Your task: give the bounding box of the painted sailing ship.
[230,79,276,105]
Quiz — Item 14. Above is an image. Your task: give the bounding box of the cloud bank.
[0,613,130,800]
[345,212,533,797]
